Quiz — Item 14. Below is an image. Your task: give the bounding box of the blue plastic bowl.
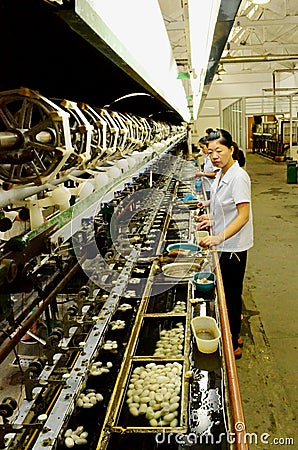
[167,242,201,253]
[193,271,216,292]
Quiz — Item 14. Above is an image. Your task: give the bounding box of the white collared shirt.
[210,161,253,252]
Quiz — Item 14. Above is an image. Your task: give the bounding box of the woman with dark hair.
[197,128,253,359]
[205,127,214,136]
[195,136,220,199]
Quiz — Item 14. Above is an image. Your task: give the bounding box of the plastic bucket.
[191,316,221,354]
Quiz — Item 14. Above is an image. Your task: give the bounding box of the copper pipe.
[214,253,248,450]
[0,259,84,365]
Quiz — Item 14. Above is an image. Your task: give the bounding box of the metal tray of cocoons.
[113,359,188,432]
[134,316,186,357]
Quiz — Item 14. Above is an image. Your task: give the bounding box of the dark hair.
[0,217,13,232]
[205,128,213,135]
[198,136,208,145]
[18,207,30,221]
[207,128,233,148]
[232,141,246,167]
[232,141,239,160]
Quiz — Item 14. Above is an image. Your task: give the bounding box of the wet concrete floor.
[237,152,298,449]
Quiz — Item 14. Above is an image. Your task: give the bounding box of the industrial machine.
[0,88,245,450]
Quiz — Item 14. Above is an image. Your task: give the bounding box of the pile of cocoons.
[171,301,186,313]
[126,362,182,427]
[76,390,104,409]
[102,340,118,351]
[196,277,212,284]
[89,360,113,376]
[110,320,126,330]
[64,426,88,448]
[118,303,132,312]
[153,323,184,357]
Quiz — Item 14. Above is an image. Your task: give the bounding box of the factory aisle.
[236,152,298,449]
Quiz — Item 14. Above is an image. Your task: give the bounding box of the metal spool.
[0,89,70,184]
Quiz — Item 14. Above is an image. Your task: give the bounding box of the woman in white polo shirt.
[197,129,253,359]
[196,136,220,199]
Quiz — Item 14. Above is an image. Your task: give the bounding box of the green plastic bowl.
[193,271,216,292]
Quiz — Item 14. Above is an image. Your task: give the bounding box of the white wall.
[191,71,298,146]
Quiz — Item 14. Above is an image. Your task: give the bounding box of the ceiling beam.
[236,15,298,27]
[228,42,298,51]
[166,21,185,31]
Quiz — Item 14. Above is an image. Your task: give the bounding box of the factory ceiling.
[221,0,298,70]
[0,0,296,124]
[0,0,237,123]
[159,0,298,105]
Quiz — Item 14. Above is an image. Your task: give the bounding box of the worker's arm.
[199,202,250,247]
[195,170,219,179]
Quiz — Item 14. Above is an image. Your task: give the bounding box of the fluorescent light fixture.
[188,0,221,119]
[76,0,190,121]
[251,0,271,4]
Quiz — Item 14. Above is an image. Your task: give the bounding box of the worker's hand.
[196,218,211,230]
[196,213,212,223]
[199,233,224,248]
[197,200,210,209]
[194,171,204,178]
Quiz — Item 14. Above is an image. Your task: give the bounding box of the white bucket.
[191,316,221,354]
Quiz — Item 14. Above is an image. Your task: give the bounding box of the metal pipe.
[214,255,248,450]
[221,54,298,64]
[272,68,298,114]
[0,130,53,151]
[0,132,20,150]
[0,260,83,365]
[272,68,298,96]
[0,169,85,208]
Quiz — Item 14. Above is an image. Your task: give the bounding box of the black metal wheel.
[0,88,71,184]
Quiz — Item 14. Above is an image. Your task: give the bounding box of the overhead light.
[188,0,221,118]
[215,73,223,83]
[251,0,271,4]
